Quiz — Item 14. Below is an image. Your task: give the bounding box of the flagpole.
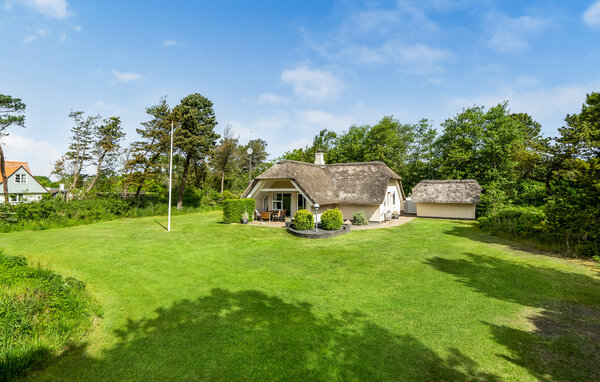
[168,121,174,232]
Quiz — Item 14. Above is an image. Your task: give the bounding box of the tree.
[546,92,600,253]
[56,111,100,192]
[211,125,239,194]
[171,93,219,209]
[240,138,268,179]
[404,119,438,193]
[436,103,546,213]
[0,95,26,204]
[123,98,172,199]
[85,117,125,194]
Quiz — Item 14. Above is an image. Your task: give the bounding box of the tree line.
[282,93,600,257]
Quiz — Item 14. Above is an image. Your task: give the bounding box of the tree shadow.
[426,253,600,381]
[442,222,562,258]
[35,288,499,381]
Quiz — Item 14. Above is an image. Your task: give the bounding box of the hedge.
[222,198,256,223]
[293,209,314,230]
[321,208,343,230]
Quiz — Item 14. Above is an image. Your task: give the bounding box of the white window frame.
[272,193,283,210]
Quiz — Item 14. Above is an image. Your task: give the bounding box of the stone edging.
[286,223,351,239]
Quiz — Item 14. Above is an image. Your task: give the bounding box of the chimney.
[314,149,325,165]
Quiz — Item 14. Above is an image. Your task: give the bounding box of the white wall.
[416,203,476,220]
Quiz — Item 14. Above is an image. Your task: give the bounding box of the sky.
[1,0,599,176]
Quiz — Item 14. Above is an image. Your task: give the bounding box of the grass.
[1,211,599,381]
[0,253,97,381]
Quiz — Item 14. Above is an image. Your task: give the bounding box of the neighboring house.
[242,151,405,223]
[411,180,482,220]
[0,161,49,204]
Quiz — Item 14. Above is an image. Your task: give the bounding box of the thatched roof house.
[410,179,481,220]
[242,152,405,223]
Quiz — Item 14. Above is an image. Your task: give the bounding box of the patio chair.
[254,209,260,221]
[272,210,282,222]
[260,211,271,221]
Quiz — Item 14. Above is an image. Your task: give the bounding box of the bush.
[478,205,546,237]
[352,210,369,226]
[321,208,343,230]
[293,209,314,230]
[222,198,255,223]
[0,251,98,380]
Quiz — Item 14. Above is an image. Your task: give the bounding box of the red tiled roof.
[0,161,32,183]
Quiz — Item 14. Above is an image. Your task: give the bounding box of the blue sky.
[1,0,599,176]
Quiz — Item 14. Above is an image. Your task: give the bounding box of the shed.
[411,180,482,220]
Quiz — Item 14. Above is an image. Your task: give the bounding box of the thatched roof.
[411,180,482,204]
[242,160,402,205]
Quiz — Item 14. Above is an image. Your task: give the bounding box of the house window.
[392,193,396,206]
[297,194,306,210]
[272,193,283,210]
[263,195,268,211]
[15,174,27,183]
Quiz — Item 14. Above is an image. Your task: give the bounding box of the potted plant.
[241,211,249,224]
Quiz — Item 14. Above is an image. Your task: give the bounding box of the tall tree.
[85,116,125,194]
[546,92,600,252]
[404,119,438,193]
[56,111,100,192]
[124,98,171,199]
[171,93,219,209]
[211,125,239,194]
[0,95,26,203]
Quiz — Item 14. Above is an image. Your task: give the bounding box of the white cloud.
[16,0,71,19]
[162,39,179,47]
[583,1,600,26]
[111,70,142,83]
[281,66,344,101]
[445,83,597,132]
[1,132,61,176]
[23,27,47,42]
[255,93,290,105]
[488,14,548,53]
[298,110,354,132]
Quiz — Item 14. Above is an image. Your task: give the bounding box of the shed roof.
[411,179,482,204]
[243,160,402,205]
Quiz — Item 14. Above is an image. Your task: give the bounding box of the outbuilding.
[411,180,481,220]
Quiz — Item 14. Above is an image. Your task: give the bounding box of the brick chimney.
[314,149,325,165]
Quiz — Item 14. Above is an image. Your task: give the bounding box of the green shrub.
[0,251,98,380]
[222,198,255,223]
[352,210,369,225]
[221,190,239,201]
[478,205,546,237]
[293,209,314,230]
[321,208,343,230]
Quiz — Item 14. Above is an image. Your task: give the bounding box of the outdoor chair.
[260,211,271,221]
[254,209,260,221]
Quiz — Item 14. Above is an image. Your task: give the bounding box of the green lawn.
[1,211,599,381]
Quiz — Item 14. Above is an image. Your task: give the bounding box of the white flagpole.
[168,121,174,232]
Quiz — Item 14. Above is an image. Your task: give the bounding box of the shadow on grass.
[36,289,499,381]
[426,253,600,381]
[152,219,167,231]
[442,221,563,258]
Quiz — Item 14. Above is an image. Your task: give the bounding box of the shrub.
[478,205,546,237]
[0,251,98,380]
[293,209,314,230]
[352,210,369,225]
[221,190,239,201]
[222,198,255,223]
[321,208,343,230]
